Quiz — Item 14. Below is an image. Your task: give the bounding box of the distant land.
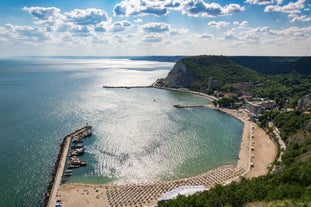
[132,55,311,75]
[131,55,311,75]
[8,55,311,75]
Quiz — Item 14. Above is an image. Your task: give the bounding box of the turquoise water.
[0,57,242,206]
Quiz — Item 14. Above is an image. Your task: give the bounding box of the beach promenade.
[51,88,277,207]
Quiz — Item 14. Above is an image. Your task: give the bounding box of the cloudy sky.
[0,0,310,56]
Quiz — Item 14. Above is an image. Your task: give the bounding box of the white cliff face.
[166,59,195,88]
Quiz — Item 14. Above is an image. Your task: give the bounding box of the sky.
[0,0,310,56]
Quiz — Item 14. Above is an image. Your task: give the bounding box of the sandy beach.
[216,107,277,178]
[50,89,278,207]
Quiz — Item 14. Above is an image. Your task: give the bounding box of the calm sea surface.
[0,57,243,206]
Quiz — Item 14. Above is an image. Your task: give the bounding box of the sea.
[0,57,243,207]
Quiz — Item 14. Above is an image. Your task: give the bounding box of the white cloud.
[112,20,131,32]
[277,0,283,4]
[70,25,94,36]
[134,18,143,23]
[143,35,163,42]
[245,0,274,5]
[182,1,245,17]
[226,24,311,44]
[64,9,109,25]
[223,4,245,15]
[264,0,306,14]
[94,22,107,32]
[289,14,311,22]
[22,7,112,34]
[191,32,213,39]
[233,21,248,27]
[141,22,170,33]
[170,27,188,35]
[113,0,244,17]
[208,21,230,28]
[23,6,65,31]
[23,6,63,22]
[2,24,50,42]
[114,0,170,16]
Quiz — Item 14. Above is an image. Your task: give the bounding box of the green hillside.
[229,56,311,75]
[181,55,261,84]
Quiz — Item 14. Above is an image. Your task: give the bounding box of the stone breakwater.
[41,126,92,207]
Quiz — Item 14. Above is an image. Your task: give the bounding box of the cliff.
[165,59,195,88]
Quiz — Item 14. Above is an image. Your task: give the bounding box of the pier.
[173,104,207,108]
[102,85,151,89]
[44,125,92,207]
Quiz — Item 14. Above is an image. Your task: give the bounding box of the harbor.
[45,125,92,207]
[52,101,277,207]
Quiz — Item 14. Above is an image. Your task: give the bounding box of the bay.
[0,57,242,206]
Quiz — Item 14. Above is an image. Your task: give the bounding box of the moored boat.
[71,144,83,149]
[80,161,87,166]
[64,172,72,176]
[68,165,80,169]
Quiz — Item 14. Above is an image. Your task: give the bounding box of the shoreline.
[158,86,277,178]
[52,87,277,207]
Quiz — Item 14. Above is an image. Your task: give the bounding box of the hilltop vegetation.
[165,55,261,91]
[183,56,261,83]
[251,72,311,108]
[230,56,311,75]
[163,55,311,109]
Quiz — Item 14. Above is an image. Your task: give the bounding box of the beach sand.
[246,125,277,178]
[50,90,278,207]
[56,184,110,207]
[215,107,277,178]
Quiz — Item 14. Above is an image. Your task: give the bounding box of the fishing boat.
[71,144,83,149]
[64,172,72,177]
[72,137,83,143]
[68,165,80,169]
[80,161,87,166]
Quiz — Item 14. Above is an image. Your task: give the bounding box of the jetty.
[173,104,207,108]
[43,125,92,207]
[102,86,151,89]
